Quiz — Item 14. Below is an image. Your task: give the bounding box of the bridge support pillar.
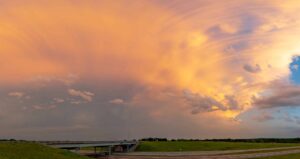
[108,146,112,156]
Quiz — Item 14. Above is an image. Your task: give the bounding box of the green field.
[136,141,300,152]
[0,141,88,159]
[257,153,300,159]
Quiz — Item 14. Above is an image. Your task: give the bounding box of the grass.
[0,141,88,159]
[136,141,300,152]
[257,153,300,159]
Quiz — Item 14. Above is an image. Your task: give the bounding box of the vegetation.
[0,141,88,159]
[136,141,300,152]
[139,138,300,143]
[140,138,168,142]
[203,138,300,143]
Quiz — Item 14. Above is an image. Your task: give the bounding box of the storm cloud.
[253,82,300,108]
[1,0,300,139]
[243,64,262,73]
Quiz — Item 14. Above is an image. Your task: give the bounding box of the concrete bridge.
[40,140,139,156]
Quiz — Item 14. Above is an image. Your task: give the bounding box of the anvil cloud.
[1,0,300,140]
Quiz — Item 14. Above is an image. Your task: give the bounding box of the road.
[107,146,300,159]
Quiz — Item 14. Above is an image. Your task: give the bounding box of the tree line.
[139,138,300,143]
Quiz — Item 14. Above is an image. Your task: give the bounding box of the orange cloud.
[1,0,300,120]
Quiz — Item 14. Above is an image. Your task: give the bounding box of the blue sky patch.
[289,56,300,84]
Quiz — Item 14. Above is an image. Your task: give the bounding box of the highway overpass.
[40,140,139,156]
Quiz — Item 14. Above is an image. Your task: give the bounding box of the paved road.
[114,146,300,156]
[107,147,300,159]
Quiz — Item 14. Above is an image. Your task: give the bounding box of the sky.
[1,0,300,140]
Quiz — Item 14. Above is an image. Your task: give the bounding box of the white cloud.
[32,105,57,110]
[68,89,94,102]
[8,92,24,98]
[291,64,299,70]
[70,100,82,105]
[53,98,65,103]
[109,98,125,105]
[29,74,79,86]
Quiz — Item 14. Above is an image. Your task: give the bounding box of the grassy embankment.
[136,141,300,152]
[0,141,88,159]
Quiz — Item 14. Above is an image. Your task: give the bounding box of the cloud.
[2,0,300,139]
[183,90,227,114]
[109,98,125,105]
[8,92,24,98]
[32,105,57,110]
[0,0,294,117]
[243,64,262,73]
[53,98,64,103]
[282,113,294,122]
[68,89,94,102]
[294,116,300,125]
[291,64,299,70]
[253,112,274,122]
[224,95,241,110]
[29,74,79,86]
[253,82,300,108]
[70,101,82,105]
[183,90,242,114]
